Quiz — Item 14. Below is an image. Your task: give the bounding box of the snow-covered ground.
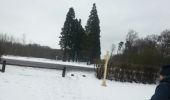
[2,55,94,68]
[0,64,156,100]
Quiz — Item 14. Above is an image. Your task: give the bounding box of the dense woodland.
[0,33,63,60]
[97,30,170,84]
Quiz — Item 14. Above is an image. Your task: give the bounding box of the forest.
[0,33,63,60]
[97,30,170,84]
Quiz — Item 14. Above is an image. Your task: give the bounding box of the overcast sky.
[0,0,170,56]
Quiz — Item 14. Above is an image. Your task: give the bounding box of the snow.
[2,55,94,68]
[0,64,156,100]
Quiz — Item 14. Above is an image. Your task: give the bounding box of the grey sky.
[0,0,170,56]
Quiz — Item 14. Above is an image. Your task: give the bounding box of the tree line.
[96,30,170,84]
[115,30,170,65]
[59,3,101,64]
[0,33,63,60]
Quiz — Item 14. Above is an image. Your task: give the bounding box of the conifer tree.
[76,19,86,61]
[85,3,101,63]
[59,7,75,61]
[70,19,86,62]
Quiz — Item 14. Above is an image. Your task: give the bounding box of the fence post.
[2,60,6,72]
[62,67,66,77]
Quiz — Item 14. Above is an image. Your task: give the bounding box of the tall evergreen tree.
[59,8,75,61]
[78,20,88,62]
[85,3,101,63]
[72,19,86,62]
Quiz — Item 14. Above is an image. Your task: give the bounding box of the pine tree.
[76,19,86,62]
[59,7,75,61]
[70,19,86,62]
[85,3,101,64]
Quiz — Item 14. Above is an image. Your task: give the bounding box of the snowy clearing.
[2,55,94,68]
[0,64,156,100]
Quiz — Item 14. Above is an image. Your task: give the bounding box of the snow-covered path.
[2,55,94,68]
[0,65,156,100]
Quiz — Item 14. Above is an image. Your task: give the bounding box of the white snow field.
[0,64,156,100]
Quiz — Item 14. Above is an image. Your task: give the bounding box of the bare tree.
[22,33,26,45]
[158,30,170,58]
[110,43,116,57]
[125,30,138,51]
[117,41,124,54]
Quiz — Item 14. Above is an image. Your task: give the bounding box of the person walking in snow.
[151,65,170,100]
